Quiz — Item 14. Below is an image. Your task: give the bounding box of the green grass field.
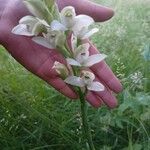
[0,0,150,149]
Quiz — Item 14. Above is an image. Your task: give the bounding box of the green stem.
[58,46,71,58]
[78,88,95,150]
[71,39,95,149]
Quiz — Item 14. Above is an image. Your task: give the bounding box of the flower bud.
[52,61,69,79]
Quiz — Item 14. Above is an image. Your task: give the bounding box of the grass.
[0,0,150,149]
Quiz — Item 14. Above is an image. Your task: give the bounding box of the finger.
[48,77,78,99]
[35,54,78,99]
[86,41,123,93]
[93,75,118,108]
[57,0,114,22]
[84,68,118,108]
[33,48,78,99]
[86,91,103,108]
[94,89,117,108]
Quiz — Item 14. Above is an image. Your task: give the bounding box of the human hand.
[0,0,122,108]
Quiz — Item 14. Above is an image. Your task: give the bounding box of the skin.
[0,0,122,108]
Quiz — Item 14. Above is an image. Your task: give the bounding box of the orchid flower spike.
[67,43,107,67]
[12,15,49,36]
[65,70,104,92]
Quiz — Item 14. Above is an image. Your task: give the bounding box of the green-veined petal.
[66,58,81,66]
[12,24,34,36]
[83,54,107,67]
[51,20,67,31]
[32,36,54,49]
[81,28,99,39]
[65,76,85,87]
[87,81,104,91]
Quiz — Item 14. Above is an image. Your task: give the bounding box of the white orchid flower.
[52,61,69,79]
[45,6,76,32]
[50,6,98,39]
[32,30,66,49]
[61,6,99,39]
[66,43,107,67]
[12,15,49,36]
[65,70,104,91]
[47,6,75,31]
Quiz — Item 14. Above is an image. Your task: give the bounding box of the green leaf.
[122,144,142,150]
[136,93,150,106]
[117,90,132,113]
[51,3,60,20]
[43,0,55,9]
[117,90,143,115]
[23,0,53,23]
[43,0,60,20]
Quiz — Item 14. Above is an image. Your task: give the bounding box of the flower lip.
[81,70,95,85]
[61,6,76,17]
[65,11,73,17]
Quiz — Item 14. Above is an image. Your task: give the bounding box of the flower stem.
[78,88,96,150]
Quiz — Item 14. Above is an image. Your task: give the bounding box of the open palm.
[0,0,122,108]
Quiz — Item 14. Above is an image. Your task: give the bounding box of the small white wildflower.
[20,114,27,119]
[130,71,143,90]
[130,71,143,84]
[116,26,126,37]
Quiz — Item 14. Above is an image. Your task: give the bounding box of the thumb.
[82,0,115,22]
[57,0,114,22]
